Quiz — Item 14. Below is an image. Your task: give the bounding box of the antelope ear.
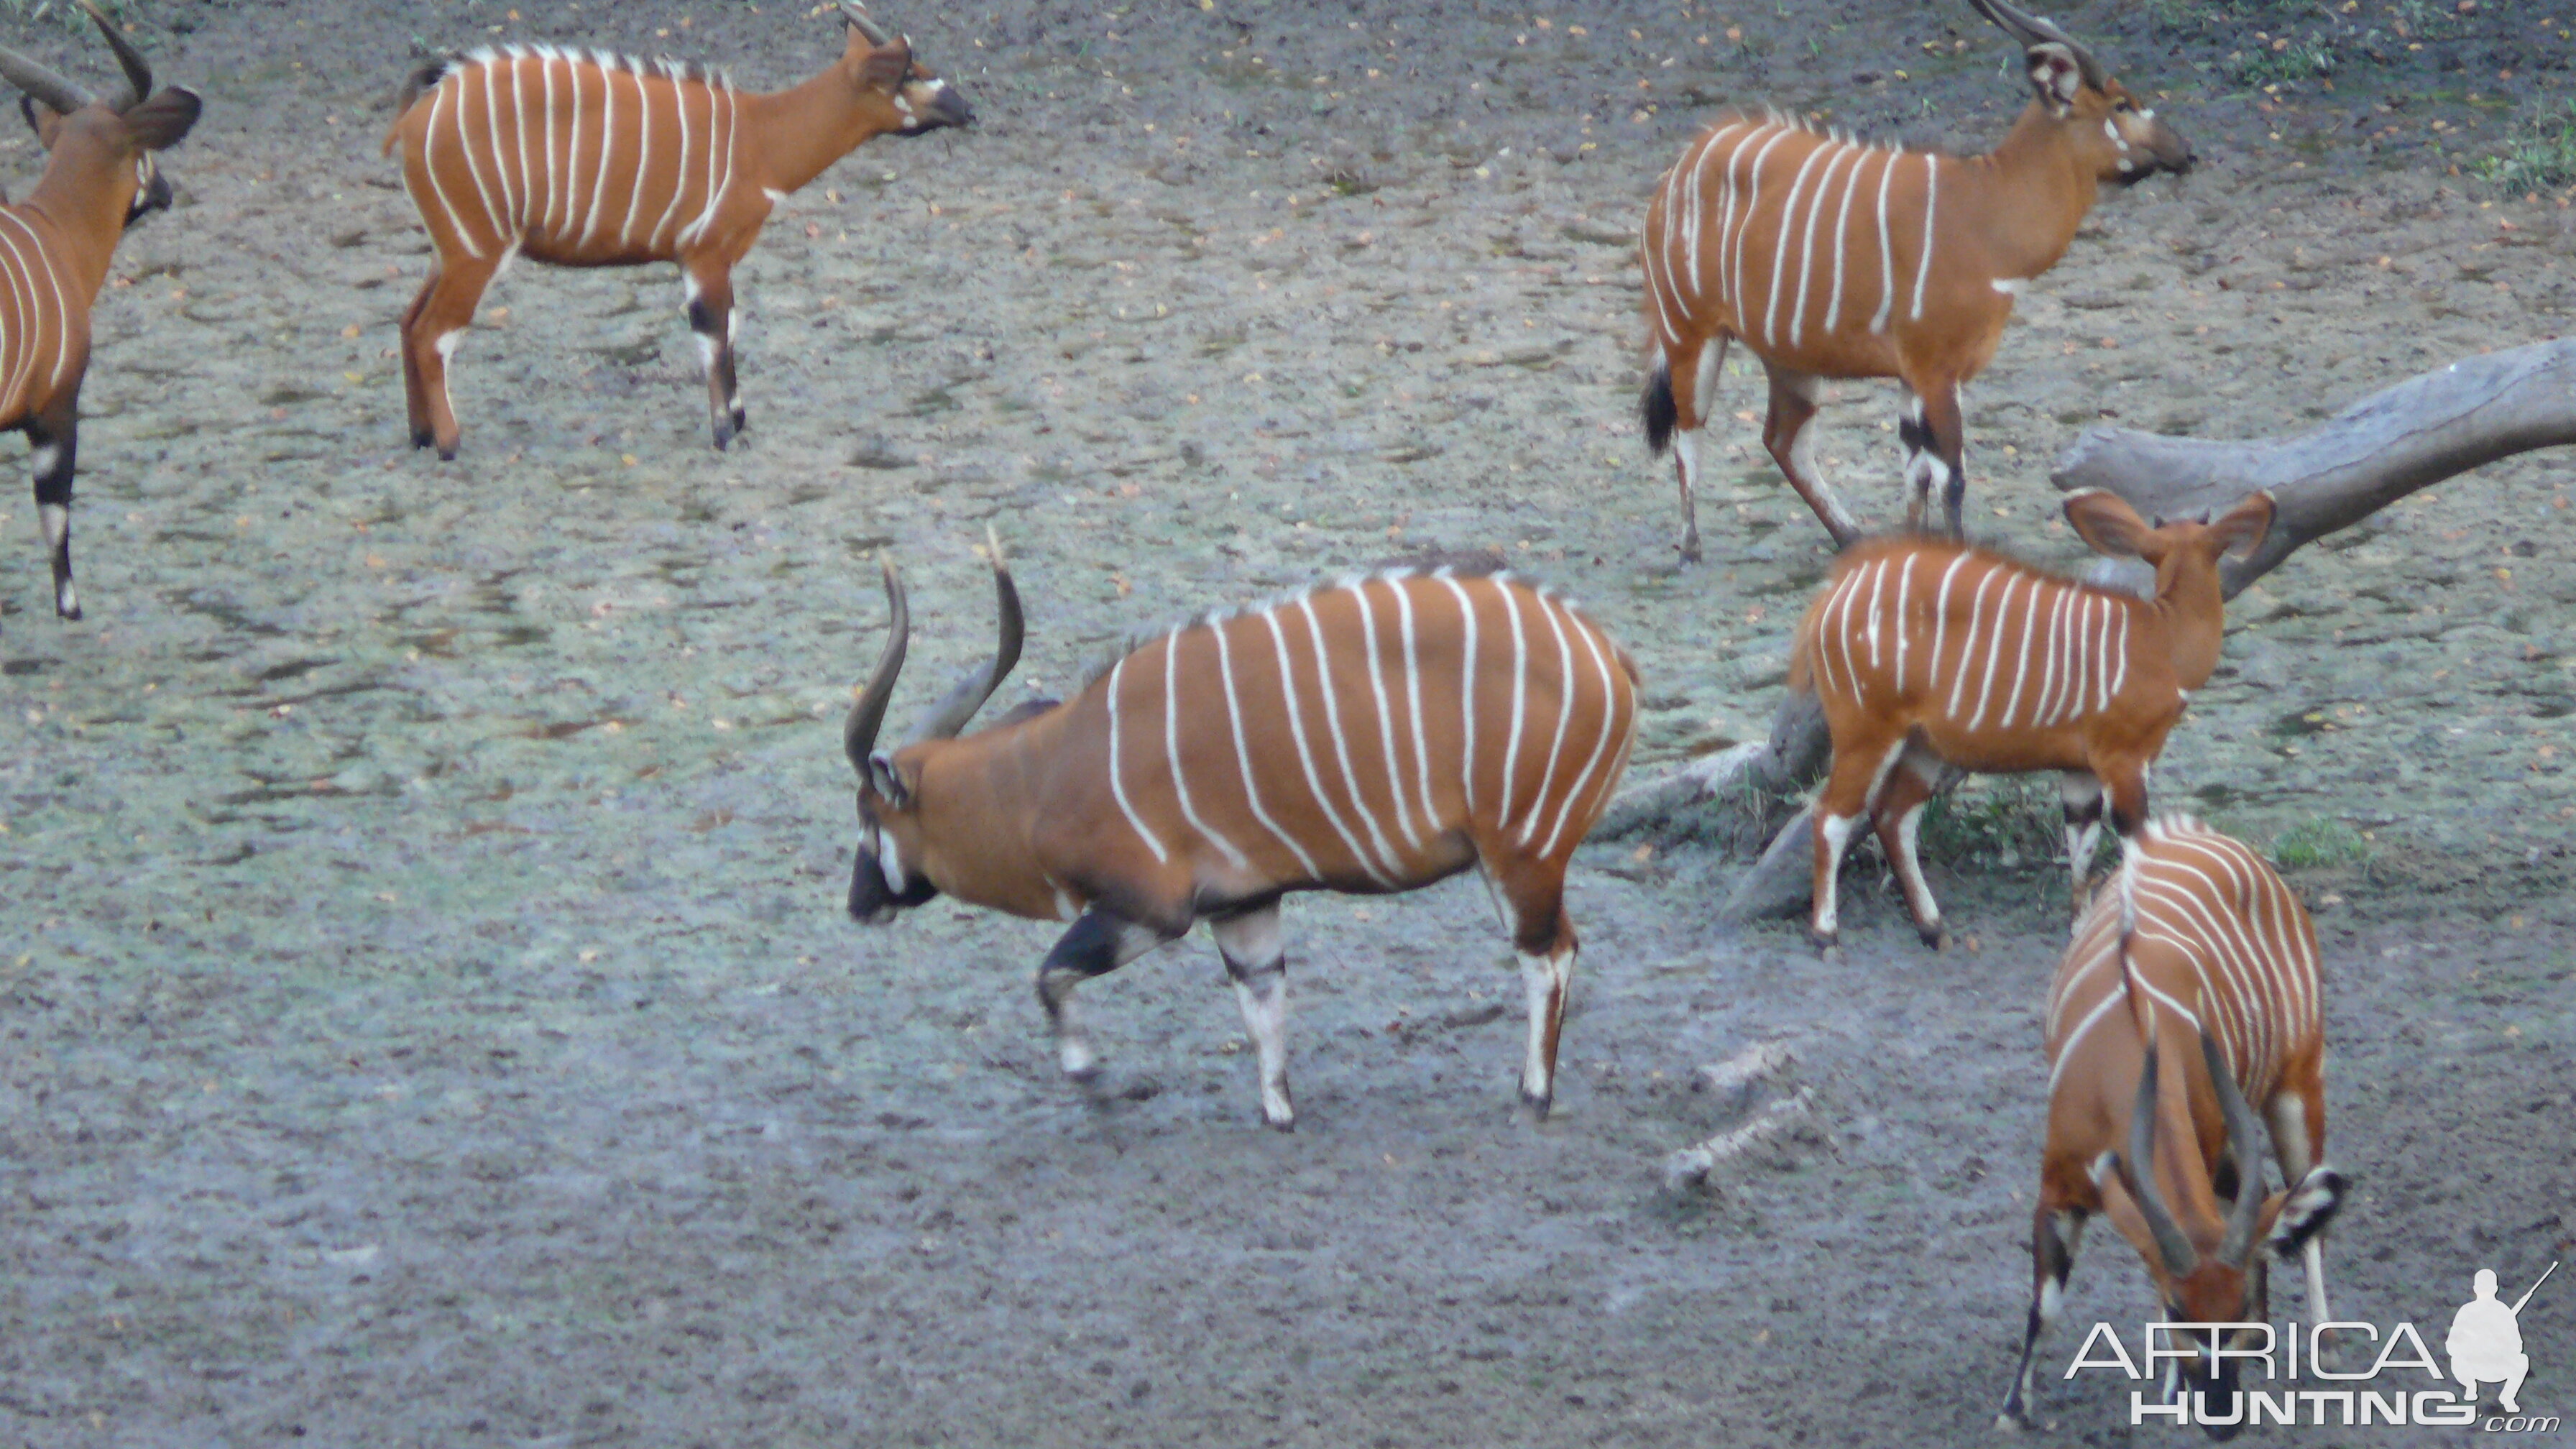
[855,38,912,93]
[2026,42,2084,111]
[121,86,200,151]
[2063,488,2155,559]
[865,749,911,807]
[2209,491,2276,561]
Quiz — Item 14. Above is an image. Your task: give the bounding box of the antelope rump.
[842,543,1642,1129]
[385,1,970,458]
[1639,0,2192,555]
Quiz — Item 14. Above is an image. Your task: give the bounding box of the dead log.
[2052,338,2576,598]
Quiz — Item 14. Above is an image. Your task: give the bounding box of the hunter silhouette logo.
[2056,1259,2563,1432]
[2450,1263,2555,1414]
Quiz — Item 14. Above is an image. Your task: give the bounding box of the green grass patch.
[2476,99,2576,195]
[2271,816,2372,871]
[1917,776,2062,870]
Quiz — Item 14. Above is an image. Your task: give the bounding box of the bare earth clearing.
[0,1,2569,1445]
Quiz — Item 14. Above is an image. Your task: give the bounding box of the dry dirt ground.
[0,1,2570,1445]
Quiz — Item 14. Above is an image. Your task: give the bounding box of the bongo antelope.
[385,2,970,458]
[842,540,1642,1128]
[0,1,198,622]
[1792,488,2273,952]
[1637,0,2193,556]
[2000,817,2345,1431]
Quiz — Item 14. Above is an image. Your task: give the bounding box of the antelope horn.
[1966,0,2107,91]
[838,2,895,47]
[0,37,96,117]
[903,526,1024,745]
[79,0,149,111]
[845,558,910,771]
[2207,1032,2271,1265]
[2121,1044,2200,1279]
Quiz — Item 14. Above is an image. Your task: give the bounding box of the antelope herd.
[9,0,2482,1430]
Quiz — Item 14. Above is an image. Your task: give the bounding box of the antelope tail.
[1640,362,1676,456]
[385,59,451,154]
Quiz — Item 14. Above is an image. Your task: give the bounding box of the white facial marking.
[876,829,905,892]
[2104,117,2131,153]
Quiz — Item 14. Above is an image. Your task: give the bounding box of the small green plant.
[2272,816,2371,871]
[2224,39,2335,86]
[1917,776,2062,870]
[2476,99,2576,194]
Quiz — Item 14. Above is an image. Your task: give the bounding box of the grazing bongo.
[1637,0,2192,555]
[2000,817,2345,1431]
[384,2,970,457]
[1792,488,2273,952]
[842,540,1642,1128]
[0,0,200,622]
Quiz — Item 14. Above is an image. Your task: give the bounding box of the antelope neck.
[1959,103,2103,285]
[904,704,1072,919]
[741,66,886,196]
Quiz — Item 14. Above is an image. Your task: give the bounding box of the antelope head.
[844,535,1024,923]
[837,2,972,138]
[0,0,200,230]
[2108,1034,2344,1436]
[1969,0,2193,185]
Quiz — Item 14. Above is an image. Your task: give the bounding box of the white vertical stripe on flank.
[1104,654,1172,864]
[1536,607,1618,858]
[1262,609,1393,886]
[684,78,734,247]
[1761,139,1832,348]
[540,52,564,234]
[617,63,653,246]
[1439,574,1481,814]
[1517,594,1579,847]
[2046,591,2084,724]
[2108,599,2130,702]
[1890,551,1914,692]
[581,53,619,247]
[1394,580,1439,831]
[447,75,507,244]
[1964,574,2023,732]
[1496,581,1532,827]
[1832,559,1877,700]
[0,218,68,395]
[1731,127,1796,334]
[413,83,486,259]
[1822,146,1873,336]
[1162,630,1249,870]
[1995,576,2047,729]
[2028,586,2069,727]
[648,63,691,247]
[479,61,519,228]
[1297,596,1402,875]
[1908,154,1939,321]
[1862,551,1892,675]
[1710,126,1754,309]
[2090,592,2114,712]
[510,55,538,230]
[1788,142,1852,348]
[0,231,37,411]
[1685,121,1749,303]
[1945,561,2000,717]
[1868,144,1900,334]
[1214,615,1323,878]
[1351,581,1422,851]
[1926,551,1969,702]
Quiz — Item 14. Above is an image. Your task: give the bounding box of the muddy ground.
[0,0,2570,1444]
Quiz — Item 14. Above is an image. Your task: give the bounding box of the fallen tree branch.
[1662,1087,1816,1194]
[1593,689,1827,855]
[2052,338,2576,598]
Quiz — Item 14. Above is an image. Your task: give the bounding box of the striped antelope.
[0,1,198,622]
[385,3,971,458]
[843,542,1642,1129]
[1792,488,2274,952]
[1637,0,2193,556]
[2000,817,2345,1428]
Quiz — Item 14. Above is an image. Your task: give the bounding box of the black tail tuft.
[1640,362,1676,456]
[395,59,454,116]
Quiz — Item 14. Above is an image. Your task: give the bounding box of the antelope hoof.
[1058,1038,1100,1083]
[55,598,80,622]
[410,428,435,451]
[1918,922,1951,952]
[1259,1082,1295,1130]
[1519,1087,1554,1121]
[1678,536,1702,566]
[710,423,734,452]
[1808,926,1840,960]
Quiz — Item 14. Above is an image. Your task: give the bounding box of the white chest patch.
[1990,278,2028,296]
